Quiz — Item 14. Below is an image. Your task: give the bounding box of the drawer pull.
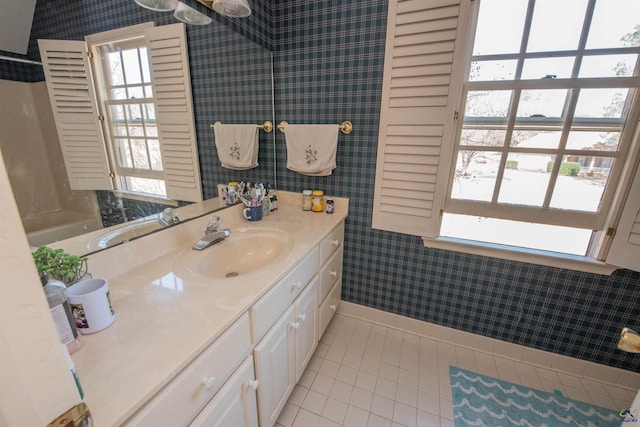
[298,313,307,323]
[332,239,339,247]
[330,304,337,311]
[201,376,217,390]
[291,281,302,293]
[330,270,337,278]
[248,379,260,390]
[291,321,300,330]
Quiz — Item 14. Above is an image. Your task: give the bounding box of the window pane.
[145,104,156,121]
[146,125,158,137]
[527,0,587,52]
[127,104,142,122]
[122,49,142,85]
[451,151,501,202]
[498,153,552,206]
[565,131,620,151]
[465,91,511,117]
[575,88,629,119]
[107,51,124,86]
[116,139,132,168]
[441,213,592,256]
[512,130,561,149]
[586,0,640,49]
[113,125,128,137]
[148,140,162,171]
[469,60,518,81]
[580,54,638,78]
[549,155,613,212]
[460,128,506,147]
[144,84,153,98]
[109,104,125,122]
[521,57,575,80]
[140,47,151,83]
[111,88,127,100]
[127,86,144,99]
[473,0,528,55]
[131,139,150,169]
[517,89,567,118]
[125,177,166,196]
[128,125,144,137]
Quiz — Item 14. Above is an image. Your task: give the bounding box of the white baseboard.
[337,301,640,391]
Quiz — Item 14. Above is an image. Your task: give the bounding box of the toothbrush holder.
[243,204,262,221]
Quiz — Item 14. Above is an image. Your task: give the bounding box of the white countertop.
[70,192,348,426]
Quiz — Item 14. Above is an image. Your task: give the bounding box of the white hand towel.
[285,124,340,176]
[213,124,259,170]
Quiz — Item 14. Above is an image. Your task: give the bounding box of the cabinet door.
[189,356,259,427]
[294,276,318,382]
[254,305,295,427]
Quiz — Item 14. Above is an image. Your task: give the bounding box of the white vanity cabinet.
[124,313,252,427]
[318,222,344,337]
[189,356,259,427]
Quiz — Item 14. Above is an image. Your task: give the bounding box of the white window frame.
[38,22,203,204]
[372,0,640,275]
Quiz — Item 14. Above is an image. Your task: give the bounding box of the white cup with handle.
[67,278,115,334]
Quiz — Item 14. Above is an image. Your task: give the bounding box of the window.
[442,0,639,257]
[38,22,203,203]
[95,38,166,197]
[373,0,640,273]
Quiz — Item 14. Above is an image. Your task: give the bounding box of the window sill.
[421,236,617,275]
[112,191,178,207]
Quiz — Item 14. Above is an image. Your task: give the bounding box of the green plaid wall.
[272,0,640,373]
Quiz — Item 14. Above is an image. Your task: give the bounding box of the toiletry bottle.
[326,197,335,214]
[41,272,83,354]
[312,190,324,212]
[302,190,312,211]
[270,193,278,211]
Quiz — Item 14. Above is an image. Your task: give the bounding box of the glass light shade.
[617,328,640,353]
[174,2,212,25]
[134,0,179,12]
[212,0,251,17]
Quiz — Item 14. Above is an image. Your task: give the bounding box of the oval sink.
[174,228,293,280]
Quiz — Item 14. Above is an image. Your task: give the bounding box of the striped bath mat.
[450,366,621,426]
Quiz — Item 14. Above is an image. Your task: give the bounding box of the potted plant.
[32,246,89,286]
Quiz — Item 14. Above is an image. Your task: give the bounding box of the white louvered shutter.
[38,39,112,190]
[372,0,472,237]
[145,24,202,203]
[607,163,640,272]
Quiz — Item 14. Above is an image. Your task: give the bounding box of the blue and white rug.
[450,366,621,426]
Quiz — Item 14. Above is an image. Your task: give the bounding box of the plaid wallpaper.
[2,0,638,373]
[272,0,640,373]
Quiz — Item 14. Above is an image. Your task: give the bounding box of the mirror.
[0,0,275,257]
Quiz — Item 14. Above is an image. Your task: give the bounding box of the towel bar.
[277,121,353,135]
[210,121,273,133]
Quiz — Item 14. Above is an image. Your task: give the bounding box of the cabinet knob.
[298,313,307,323]
[330,304,337,311]
[201,376,216,390]
[291,321,300,330]
[332,239,339,246]
[291,281,302,293]
[248,379,260,390]
[330,270,337,277]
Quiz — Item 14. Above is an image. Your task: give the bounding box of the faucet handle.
[206,216,222,234]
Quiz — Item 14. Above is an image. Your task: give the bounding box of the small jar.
[325,197,335,214]
[312,190,324,212]
[302,190,312,211]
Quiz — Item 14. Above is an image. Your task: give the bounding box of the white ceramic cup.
[67,278,115,334]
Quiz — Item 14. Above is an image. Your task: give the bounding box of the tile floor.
[276,313,637,427]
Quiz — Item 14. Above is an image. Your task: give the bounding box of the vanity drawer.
[319,280,341,338]
[125,313,251,427]
[318,246,343,303]
[320,222,344,266]
[250,247,319,343]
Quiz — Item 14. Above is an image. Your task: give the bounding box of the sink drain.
[225,272,239,278]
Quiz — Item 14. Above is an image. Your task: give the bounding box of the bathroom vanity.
[69,192,347,426]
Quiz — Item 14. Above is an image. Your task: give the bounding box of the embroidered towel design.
[213,124,259,170]
[285,124,339,176]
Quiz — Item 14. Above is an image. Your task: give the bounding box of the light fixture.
[134,0,179,12]
[212,0,251,17]
[174,2,212,25]
[617,327,640,353]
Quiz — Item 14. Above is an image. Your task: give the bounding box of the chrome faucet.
[159,208,180,227]
[193,216,231,251]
